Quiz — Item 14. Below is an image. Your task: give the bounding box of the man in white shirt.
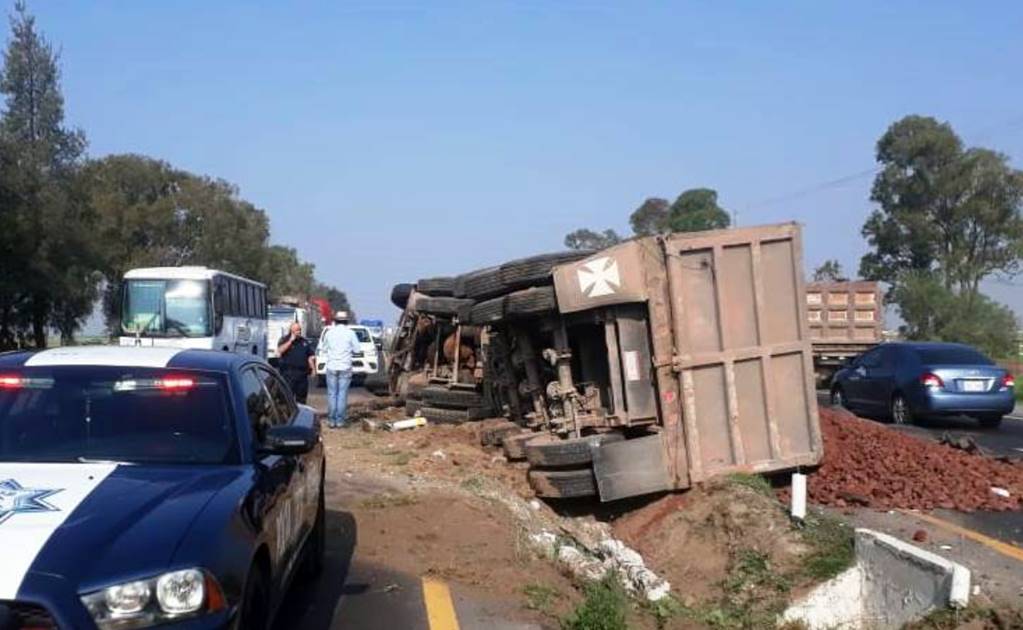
[319,310,362,428]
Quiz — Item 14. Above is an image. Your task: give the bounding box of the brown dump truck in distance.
[805,280,883,387]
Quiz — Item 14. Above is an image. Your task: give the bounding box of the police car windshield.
[0,367,236,465]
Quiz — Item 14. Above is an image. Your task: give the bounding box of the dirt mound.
[791,407,1023,511]
[355,491,577,601]
[611,481,807,603]
[328,416,535,497]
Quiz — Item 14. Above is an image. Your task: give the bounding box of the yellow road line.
[903,510,1023,563]
[422,577,460,630]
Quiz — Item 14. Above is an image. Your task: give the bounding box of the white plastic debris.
[595,539,671,602]
[991,487,1011,498]
[791,472,807,520]
[385,418,427,431]
[530,531,557,547]
[528,499,542,511]
[557,545,608,581]
[940,544,953,551]
[431,450,446,460]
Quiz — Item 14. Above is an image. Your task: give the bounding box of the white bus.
[118,266,268,356]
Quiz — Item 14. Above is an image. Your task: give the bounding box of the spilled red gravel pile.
[787,407,1023,511]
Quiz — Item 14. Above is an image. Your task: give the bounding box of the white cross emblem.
[577,257,621,298]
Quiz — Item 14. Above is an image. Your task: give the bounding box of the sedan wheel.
[891,394,913,425]
[830,388,846,409]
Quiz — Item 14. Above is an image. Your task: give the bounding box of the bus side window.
[228,281,238,317]
[241,283,250,317]
[248,285,257,318]
[213,281,225,332]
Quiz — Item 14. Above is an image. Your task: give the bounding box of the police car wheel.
[237,564,269,630]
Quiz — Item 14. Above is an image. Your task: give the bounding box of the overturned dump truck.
[389,223,823,502]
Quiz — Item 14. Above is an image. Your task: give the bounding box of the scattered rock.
[912,529,928,543]
[778,408,1023,511]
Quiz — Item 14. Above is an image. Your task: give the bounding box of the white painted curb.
[858,529,971,610]
[783,528,971,629]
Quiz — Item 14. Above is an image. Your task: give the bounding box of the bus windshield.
[268,307,299,323]
[122,279,212,338]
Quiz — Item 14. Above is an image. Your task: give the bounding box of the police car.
[0,346,325,629]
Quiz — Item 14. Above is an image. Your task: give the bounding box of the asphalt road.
[281,381,536,629]
[819,392,1023,548]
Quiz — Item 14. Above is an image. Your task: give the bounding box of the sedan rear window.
[0,367,236,465]
[915,347,993,366]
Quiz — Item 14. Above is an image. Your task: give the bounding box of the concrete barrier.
[782,528,970,629]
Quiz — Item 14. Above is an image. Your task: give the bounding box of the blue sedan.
[830,342,1016,429]
[0,346,325,629]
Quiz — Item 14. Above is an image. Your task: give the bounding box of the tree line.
[0,3,346,349]
[563,188,731,250]
[568,118,1023,358]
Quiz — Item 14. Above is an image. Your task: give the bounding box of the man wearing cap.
[319,310,361,428]
[276,321,315,404]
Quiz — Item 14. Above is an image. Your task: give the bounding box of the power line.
[748,166,880,210]
[744,112,1023,212]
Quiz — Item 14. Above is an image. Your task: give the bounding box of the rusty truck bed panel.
[806,280,883,344]
[663,224,822,481]
[554,223,823,489]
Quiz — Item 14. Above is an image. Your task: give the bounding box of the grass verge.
[796,511,855,581]
[522,582,561,616]
[726,473,773,496]
[560,575,629,630]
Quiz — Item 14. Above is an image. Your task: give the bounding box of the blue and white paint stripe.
[0,463,117,599]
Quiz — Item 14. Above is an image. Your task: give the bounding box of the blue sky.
[22,1,1023,321]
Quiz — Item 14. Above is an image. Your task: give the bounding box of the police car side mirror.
[260,425,317,456]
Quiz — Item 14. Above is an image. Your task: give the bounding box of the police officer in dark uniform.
[276,321,316,404]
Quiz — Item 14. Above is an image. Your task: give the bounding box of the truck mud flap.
[592,434,672,502]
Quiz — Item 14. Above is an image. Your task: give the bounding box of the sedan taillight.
[1002,373,1015,390]
[920,373,944,389]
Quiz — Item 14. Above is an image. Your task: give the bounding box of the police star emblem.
[0,479,62,525]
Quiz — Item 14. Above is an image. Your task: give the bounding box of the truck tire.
[468,296,505,325]
[502,431,539,460]
[528,468,597,499]
[406,403,489,424]
[458,266,505,300]
[415,296,474,319]
[500,251,591,290]
[421,385,484,409]
[480,423,524,447]
[417,276,456,297]
[390,283,414,309]
[523,432,625,467]
[505,286,558,319]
